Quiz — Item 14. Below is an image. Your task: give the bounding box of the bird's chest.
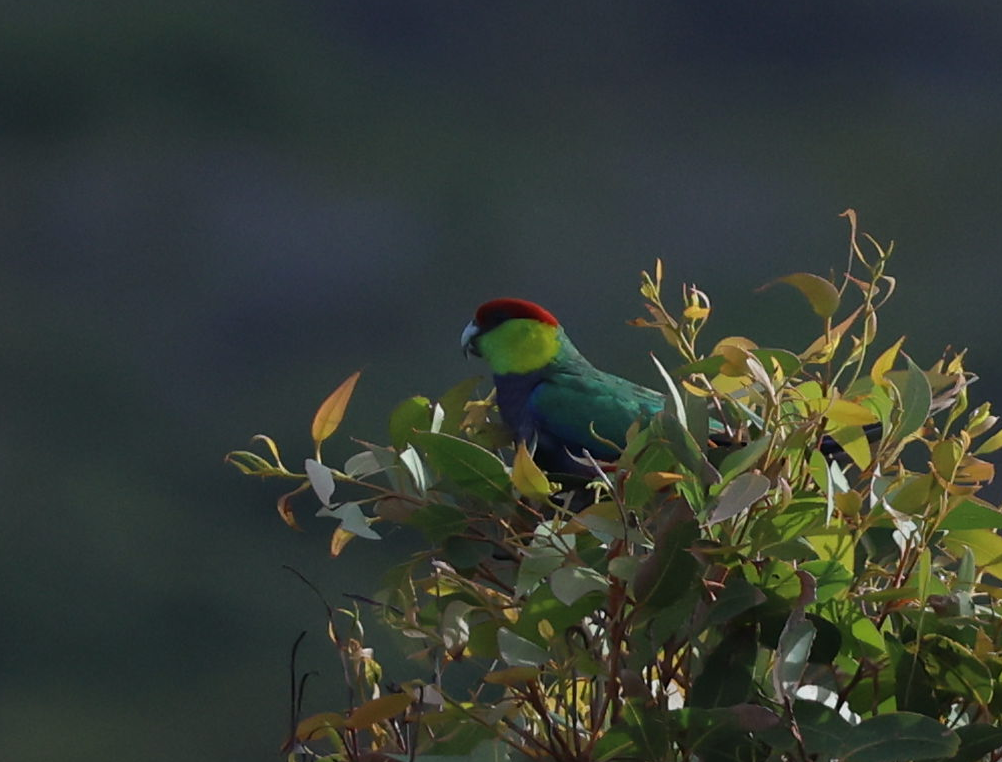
[493,371,544,442]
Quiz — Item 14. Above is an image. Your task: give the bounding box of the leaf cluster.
[228,212,1002,762]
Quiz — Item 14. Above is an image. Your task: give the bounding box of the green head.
[461,298,563,375]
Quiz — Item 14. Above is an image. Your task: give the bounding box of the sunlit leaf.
[512,441,552,500]
[717,436,772,485]
[295,712,344,742]
[343,693,411,729]
[973,425,1002,454]
[871,337,905,386]
[827,399,880,427]
[437,376,483,435]
[944,528,1002,579]
[766,272,841,318]
[311,370,361,446]
[389,396,433,450]
[938,498,1002,530]
[886,473,934,515]
[642,471,685,490]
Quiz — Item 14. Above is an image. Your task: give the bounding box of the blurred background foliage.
[4,1,1002,759]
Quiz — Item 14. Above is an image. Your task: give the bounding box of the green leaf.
[886,472,935,515]
[497,627,550,668]
[794,699,854,759]
[677,347,802,379]
[634,518,700,610]
[705,577,766,626]
[800,559,852,603]
[655,412,721,485]
[829,424,873,469]
[343,692,411,729]
[886,356,932,441]
[389,395,433,449]
[717,436,772,485]
[408,503,467,543]
[891,645,939,717]
[707,472,770,525]
[622,699,670,760]
[938,497,1002,530]
[437,375,483,435]
[944,528,1002,579]
[592,726,636,762]
[514,545,564,598]
[410,431,511,501]
[928,724,1002,762]
[512,584,604,645]
[918,633,995,705]
[550,565,609,605]
[772,272,841,318]
[842,712,959,762]
[669,706,772,762]
[689,625,757,708]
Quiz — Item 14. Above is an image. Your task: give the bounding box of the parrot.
[460,297,880,476]
[460,298,679,474]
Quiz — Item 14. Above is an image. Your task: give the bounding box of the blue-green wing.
[528,368,665,461]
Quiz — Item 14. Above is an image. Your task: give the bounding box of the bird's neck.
[478,319,565,375]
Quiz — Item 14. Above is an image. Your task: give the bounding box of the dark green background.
[5,2,1002,758]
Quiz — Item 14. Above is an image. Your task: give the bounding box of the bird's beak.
[461,320,481,358]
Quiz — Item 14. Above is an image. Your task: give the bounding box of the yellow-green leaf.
[773,273,841,318]
[944,529,1002,579]
[512,441,552,500]
[683,304,710,320]
[311,370,362,446]
[343,693,412,729]
[826,399,880,427]
[975,426,1002,455]
[643,471,686,490]
[871,336,905,386]
[295,712,345,742]
[828,426,872,470]
[250,433,288,471]
[886,472,935,515]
